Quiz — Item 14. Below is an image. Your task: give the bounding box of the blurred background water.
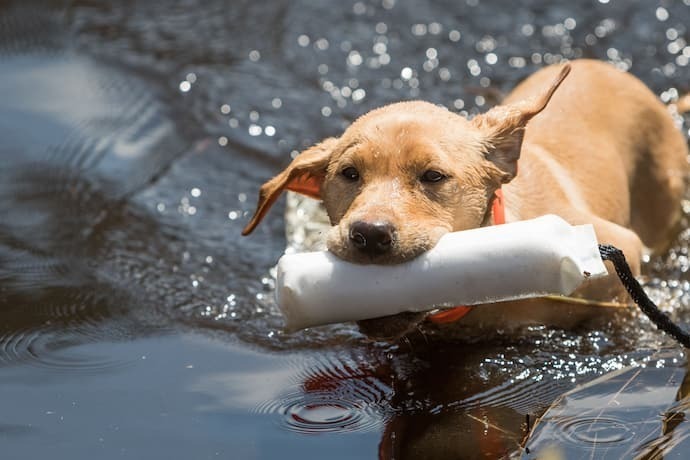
[1,1,690,458]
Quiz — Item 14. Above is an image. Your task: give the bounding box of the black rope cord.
[599,244,690,348]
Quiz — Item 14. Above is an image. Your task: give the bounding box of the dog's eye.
[341,166,360,181]
[420,170,446,183]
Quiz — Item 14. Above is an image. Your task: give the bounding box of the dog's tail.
[675,93,690,114]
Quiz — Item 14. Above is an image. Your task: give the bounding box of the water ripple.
[254,352,392,434]
[453,376,573,416]
[554,416,635,446]
[0,327,137,374]
[257,390,382,434]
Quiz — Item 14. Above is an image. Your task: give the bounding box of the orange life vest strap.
[427,305,474,324]
[428,188,505,324]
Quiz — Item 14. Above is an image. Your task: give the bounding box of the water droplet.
[411,24,427,36]
[468,59,481,76]
[353,2,366,14]
[509,57,527,68]
[382,0,395,9]
[656,7,669,22]
[373,42,387,54]
[351,89,366,102]
[297,35,310,47]
[248,124,262,136]
[521,24,534,36]
[315,38,329,50]
[249,50,261,61]
[428,22,442,35]
[347,51,363,66]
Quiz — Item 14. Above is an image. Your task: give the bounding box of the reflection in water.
[1,0,690,458]
[278,352,392,433]
[242,339,677,458]
[524,351,688,458]
[627,360,690,457]
[257,351,392,434]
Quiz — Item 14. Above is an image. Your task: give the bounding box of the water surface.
[2,1,690,458]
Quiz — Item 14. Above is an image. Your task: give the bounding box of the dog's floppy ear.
[471,63,571,182]
[242,137,338,235]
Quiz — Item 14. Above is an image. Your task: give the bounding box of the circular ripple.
[256,390,383,434]
[254,353,392,434]
[0,287,143,374]
[557,416,635,446]
[0,328,137,374]
[281,393,369,434]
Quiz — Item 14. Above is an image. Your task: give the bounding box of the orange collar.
[427,188,505,324]
[491,188,506,226]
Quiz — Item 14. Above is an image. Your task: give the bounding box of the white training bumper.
[275,214,608,331]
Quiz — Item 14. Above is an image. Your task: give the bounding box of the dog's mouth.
[326,222,448,266]
[328,245,428,265]
[326,234,434,265]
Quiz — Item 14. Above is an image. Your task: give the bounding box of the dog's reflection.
[297,339,570,459]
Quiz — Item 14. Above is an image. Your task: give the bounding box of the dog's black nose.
[349,221,395,255]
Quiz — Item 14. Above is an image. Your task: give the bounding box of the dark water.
[2,1,690,458]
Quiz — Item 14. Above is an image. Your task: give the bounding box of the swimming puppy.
[243,59,689,337]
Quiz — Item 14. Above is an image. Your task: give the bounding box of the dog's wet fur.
[244,60,689,341]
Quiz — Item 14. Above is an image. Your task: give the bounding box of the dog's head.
[244,65,569,261]
[242,64,569,338]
